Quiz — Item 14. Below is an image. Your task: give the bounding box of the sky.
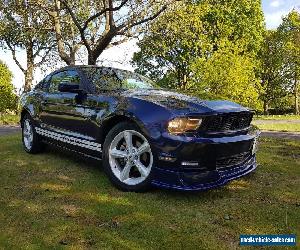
[1,0,300,92]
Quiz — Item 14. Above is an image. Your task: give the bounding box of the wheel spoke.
[134,160,148,177]
[137,142,150,155]
[25,120,30,131]
[120,162,132,181]
[124,131,133,152]
[29,132,33,141]
[110,148,128,158]
[109,129,153,186]
[23,119,33,150]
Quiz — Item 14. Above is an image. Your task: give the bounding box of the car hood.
[123,89,249,115]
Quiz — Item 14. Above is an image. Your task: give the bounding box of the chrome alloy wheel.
[108,130,153,186]
[23,119,33,150]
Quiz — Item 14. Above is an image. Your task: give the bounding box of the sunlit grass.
[253,123,300,132]
[0,133,299,249]
[253,114,300,120]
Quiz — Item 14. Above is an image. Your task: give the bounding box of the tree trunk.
[263,100,269,115]
[53,0,74,66]
[24,42,34,92]
[182,74,187,90]
[295,77,299,115]
[87,31,115,65]
[88,54,97,65]
[177,69,182,89]
[69,49,76,66]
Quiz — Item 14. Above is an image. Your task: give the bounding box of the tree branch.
[106,37,130,48]
[5,40,25,73]
[82,0,128,31]
[61,0,91,53]
[34,45,56,67]
[117,5,167,34]
[61,0,128,32]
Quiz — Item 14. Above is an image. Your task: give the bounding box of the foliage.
[132,0,265,109]
[277,10,300,114]
[0,61,17,112]
[257,10,300,115]
[191,44,262,109]
[0,113,19,125]
[259,30,288,113]
[133,2,209,89]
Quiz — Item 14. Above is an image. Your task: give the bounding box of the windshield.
[82,67,158,91]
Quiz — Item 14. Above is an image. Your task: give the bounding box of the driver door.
[40,69,89,138]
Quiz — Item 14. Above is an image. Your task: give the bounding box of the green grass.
[0,113,19,125]
[253,123,300,132]
[0,134,299,249]
[253,115,300,120]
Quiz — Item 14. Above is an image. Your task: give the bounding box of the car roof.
[58,65,129,72]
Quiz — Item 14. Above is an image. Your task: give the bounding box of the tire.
[21,113,45,154]
[103,122,154,192]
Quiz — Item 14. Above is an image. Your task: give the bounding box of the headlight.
[167,117,202,134]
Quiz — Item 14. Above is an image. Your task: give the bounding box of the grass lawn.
[0,134,299,249]
[253,115,300,120]
[252,123,300,132]
[0,114,19,126]
[252,114,300,132]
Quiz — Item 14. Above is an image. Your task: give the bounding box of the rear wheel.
[22,114,44,154]
[103,122,154,192]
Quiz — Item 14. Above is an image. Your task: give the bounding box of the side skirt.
[35,127,102,152]
[43,140,102,161]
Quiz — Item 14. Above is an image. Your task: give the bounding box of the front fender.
[20,92,42,124]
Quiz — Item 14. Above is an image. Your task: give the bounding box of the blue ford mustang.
[20,65,260,192]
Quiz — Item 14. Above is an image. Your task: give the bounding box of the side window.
[82,67,119,92]
[49,70,81,93]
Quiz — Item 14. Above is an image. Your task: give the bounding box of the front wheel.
[22,114,45,154]
[103,122,154,192]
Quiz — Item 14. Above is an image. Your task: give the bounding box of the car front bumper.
[150,128,260,191]
[152,155,256,191]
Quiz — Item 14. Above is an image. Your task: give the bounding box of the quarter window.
[49,70,80,93]
[34,74,51,91]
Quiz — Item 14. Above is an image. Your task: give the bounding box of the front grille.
[200,112,253,133]
[216,152,251,169]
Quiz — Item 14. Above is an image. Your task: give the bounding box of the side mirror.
[58,83,80,93]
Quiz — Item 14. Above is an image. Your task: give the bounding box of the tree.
[0,0,56,92]
[0,61,17,112]
[259,30,289,114]
[61,0,174,65]
[191,43,261,109]
[277,10,300,115]
[132,0,264,109]
[133,2,210,89]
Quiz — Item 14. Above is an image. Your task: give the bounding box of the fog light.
[181,161,199,166]
[252,137,259,155]
[159,156,176,162]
